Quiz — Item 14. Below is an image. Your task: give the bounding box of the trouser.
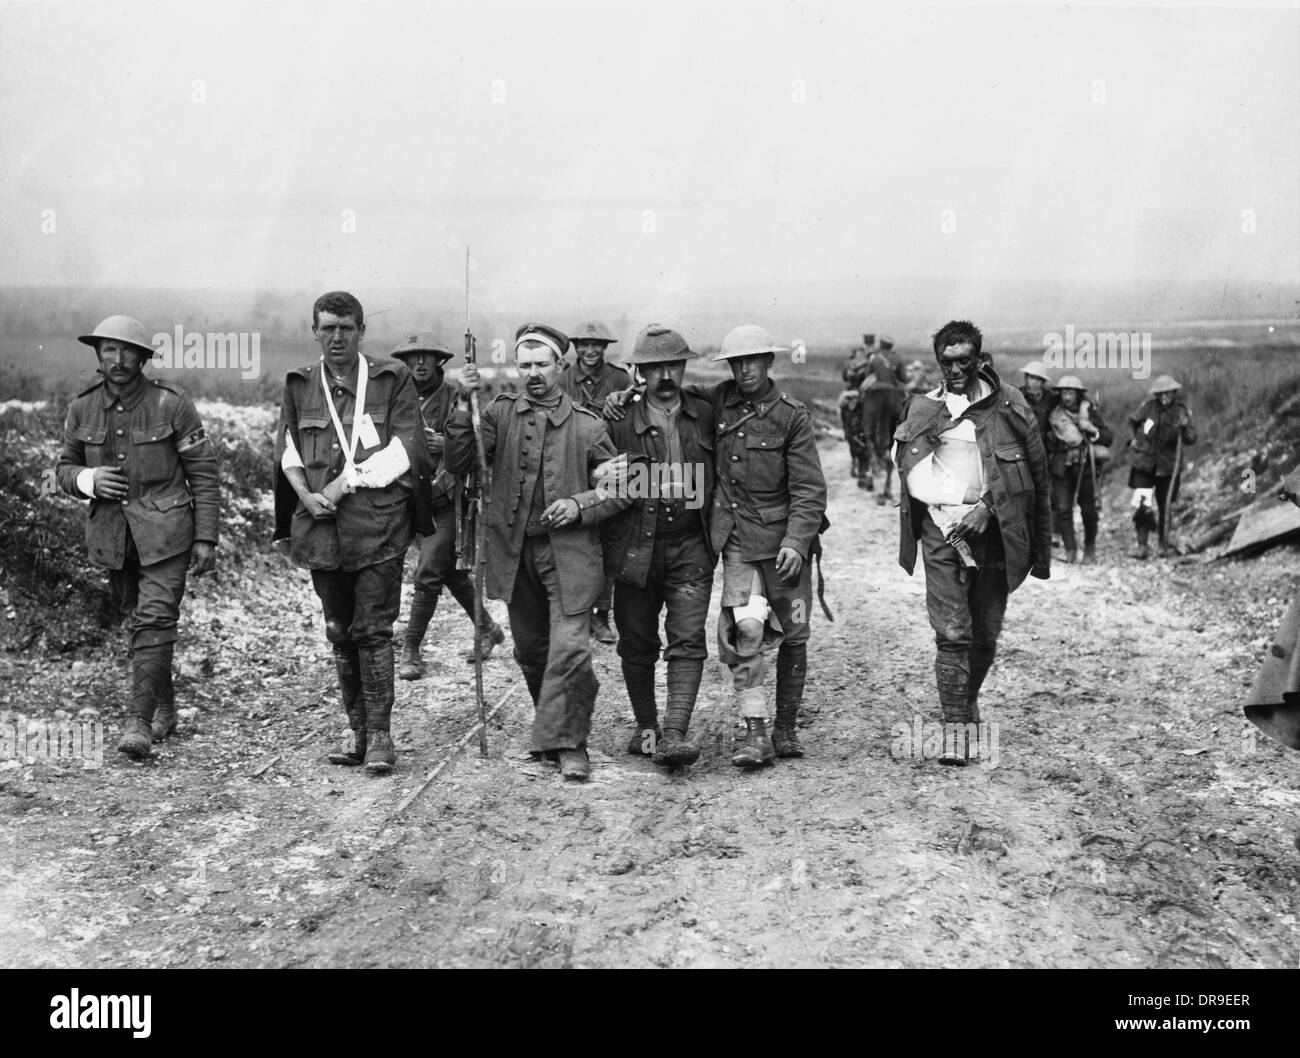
[594,576,613,615]
[109,539,189,723]
[508,538,599,753]
[311,555,404,733]
[919,513,1010,724]
[1130,470,1179,543]
[613,532,713,667]
[1050,464,1099,550]
[409,501,495,633]
[716,539,812,720]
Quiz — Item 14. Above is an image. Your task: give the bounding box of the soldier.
[1018,360,1053,445]
[558,320,631,646]
[388,332,505,680]
[56,315,220,759]
[1045,376,1112,565]
[856,335,908,501]
[600,326,717,768]
[445,323,628,780]
[894,320,1051,764]
[1126,374,1196,559]
[273,291,432,774]
[840,335,873,481]
[606,326,830,767]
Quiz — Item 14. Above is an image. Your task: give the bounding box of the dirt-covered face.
[314,311,364,376]
[640,360,686,403]
[1059,388,1081,411]
[406,352,444,390]
[573,340,608,372]
[1023,376,1045,398]
[937,342,979,395]
[97,338,147,388]
[729,353,774,398]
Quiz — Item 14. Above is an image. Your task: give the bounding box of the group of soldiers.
[838,333,928,503]
[55,300,1200,777]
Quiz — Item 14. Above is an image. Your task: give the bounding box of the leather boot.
[1133,526,1150,560]
[1057,515,1078,564]
[328,645,367,765]
[360,643,396,774]
[464,622,505,664]
[936,652,972,766]
[558,747,591,780]
[654,658,703,767]
[731,717,775,768]
[622,658,660,755]
[772,642,806,758]
[591,610,618,645]
[150,644,178,741]
[119,643,168,759]
[398,589,438,680]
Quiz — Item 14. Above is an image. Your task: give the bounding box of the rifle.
[461,246,490,756]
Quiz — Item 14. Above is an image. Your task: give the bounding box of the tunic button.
[121,499,129,506]
[116,406,124,412]
[117,453,126,461]
[116,429,124,436]
[731,455,739,461]
[738,431,745,438]
[731,502,738,509]
[332,443,340,450]
[911,447,918,453]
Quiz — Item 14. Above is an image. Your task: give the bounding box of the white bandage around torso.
[898,381,989,533]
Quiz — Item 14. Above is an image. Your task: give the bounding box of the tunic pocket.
[75,424,108,467]
[131,423,175,483]
[995,445,1032,494]
[297,416,333,470]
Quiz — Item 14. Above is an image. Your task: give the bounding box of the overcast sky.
[2,0,1296,320]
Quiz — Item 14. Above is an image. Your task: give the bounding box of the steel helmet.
[77,315,154,358]
[712,324,787,362]
[390,331,453,362]
[569,320,617,345]
[627,325,696,365]
[1053,375,1085,391]
[1021,360,1050,382]
[1149,375,1182,394]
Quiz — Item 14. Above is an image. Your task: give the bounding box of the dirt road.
[2,440,1299,968]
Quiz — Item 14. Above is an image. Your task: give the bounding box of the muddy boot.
[1132,525,1150,560]
[360,643,397,774]
[967,644,993,723]
[119,644,168,759]
[1081,545,1097,565]
[654,658,703,767]
[558,747,591,781]
[622,658,660,755]
[464,621,505,664]
[117,716,153,760]
[150,644,178,741]
[936,652,971,766]
[731,718,775,768]
[772,642,806,758]
[399,588,438,680]
[1057,516,1078,564]
[591,610,617,645]
[327,645,367,765]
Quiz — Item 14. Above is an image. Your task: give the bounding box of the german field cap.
[515,323,570,360]
[1149,374,1182,394]
[570,320,617,345]
[712,324,787,362]
[1021,360,1051,381]
[78,315,154,358]
[1053,375,1085,391]
[628,325,696,365]
[391,331,453,362]
[879,335,895,349]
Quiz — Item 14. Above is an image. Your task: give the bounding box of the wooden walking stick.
[464,247,490,756]
[1163,431,1183,551]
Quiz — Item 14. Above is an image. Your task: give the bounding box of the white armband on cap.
[281,428,305,471]
[352,437,410,488]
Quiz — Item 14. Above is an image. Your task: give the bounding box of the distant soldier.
[1018,360,1053,446]
[56,315,220,759]
[559,320,631,646]
[894,320,1051,764]
[446,323,628,780]
[1126,374,1196,559]
[840,335,874,480]
[273,291,432,774]
[389,333,505,680]
[599,326,717,768]
[1045,376,1112,564]
[856,335,908,501]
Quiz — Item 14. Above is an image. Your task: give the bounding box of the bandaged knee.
[730,595,769,657]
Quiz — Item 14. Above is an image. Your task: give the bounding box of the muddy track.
[2,439,1299,968]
